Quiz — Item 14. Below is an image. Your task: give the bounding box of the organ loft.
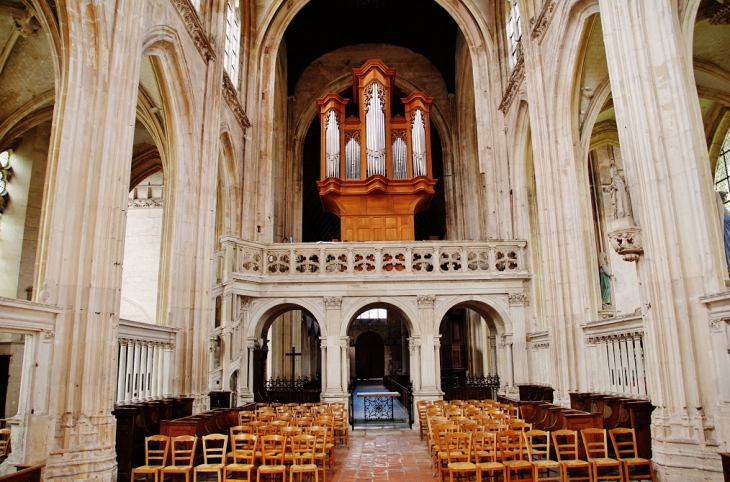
[317,60,437,241]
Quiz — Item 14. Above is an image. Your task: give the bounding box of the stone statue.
[599,252,612,307]
[608,163,632,219]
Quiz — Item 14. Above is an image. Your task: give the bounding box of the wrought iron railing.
[442,373,501,401]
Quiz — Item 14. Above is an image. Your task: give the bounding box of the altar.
[356,391,401,427]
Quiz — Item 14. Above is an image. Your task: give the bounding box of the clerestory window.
[714,130,730,208]
[506,0,523,71]
[224,0,241,87]
[0,150,11,216]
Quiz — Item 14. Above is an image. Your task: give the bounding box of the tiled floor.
[326,429,433,482]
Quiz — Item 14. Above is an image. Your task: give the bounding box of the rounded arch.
[248,298,327,340]
[340,298,420,338]
[433,295,512,335]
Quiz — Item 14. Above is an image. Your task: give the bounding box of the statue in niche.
[599,252,612,308]
[211,336,221,369]
[716,191,730,276]
[607,163,632,219]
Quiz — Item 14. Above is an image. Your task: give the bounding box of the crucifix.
[285,346,302,389]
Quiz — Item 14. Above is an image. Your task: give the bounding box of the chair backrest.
[238,410,254,425]
[291,434,317,465]
[171,435,197,466]
[552,429,580,462]
[230,425,247,439]
[473,431,499,463]
[259,435,286,465]
[509,420,533,432]
[609,427,638,461]
[446,432,472,464]
[581,428,609,460]
[144,434,169,467]
[231,433,257,465]
[498,430,525,461]
[525,430,551,462]
[202,433,228,465]
[435,423,459,451]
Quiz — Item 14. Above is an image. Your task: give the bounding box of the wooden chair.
[131,434,169,482]
[581,428,623,482]
[238,411,255,426]
[417,401,431,439]
[332,411,349,447]
[312,419,335,469]
[525,430,560,482]
[227,426,248,464]
[223,434,257,482]
[472,430,506,482]
[433,422,459,481]
[608,428,656,482]
[282,426,303,466]
[552,429,592,482]
[257,435,287,482]
[309,427,328,482]
[289,434,318,482]
[161,435,197,482]
[498,430,532,482]
[0,429,10,461]
[445,432,476,482]
[194,433,228,482]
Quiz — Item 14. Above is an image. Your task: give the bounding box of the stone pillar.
[409,336,422,393]
[321,297,346,400]
[502,334,515,392]
[598,1,725,477]
[340,336,349,394]
[243,338,257,403]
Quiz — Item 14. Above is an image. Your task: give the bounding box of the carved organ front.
[316,60,436,241]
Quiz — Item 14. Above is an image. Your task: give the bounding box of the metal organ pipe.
[346,137,360,179]
[412,108,427,177]
[325,109,340,178]
[366,83,386,177]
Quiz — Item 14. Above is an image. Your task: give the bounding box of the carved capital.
[222,71,251,130]
[509,292,529,307]
[128,198,163,208]
[710,317,728,333]
[41,329,54,340]
[501,333,513,346]
[222,292,232,301]
[324,297,342,309]
[608,226,644,262]
[417,295,436,308]
[239,296,251,310]
[170,0,216,62]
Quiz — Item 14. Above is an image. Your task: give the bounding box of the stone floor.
[327,429,433,482]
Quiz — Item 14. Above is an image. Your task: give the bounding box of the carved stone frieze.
[508,292,529,306]
[324,297,342,309]
[499,55,525,114]
[530,0,557,43]
[608,225,644,262]
[170,0,216,62]
[128,198,163,208]
[222,71,251,130]
[417,295,436,307]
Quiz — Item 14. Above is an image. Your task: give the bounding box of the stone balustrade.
[218,236,528,283]
[582,314,648,398]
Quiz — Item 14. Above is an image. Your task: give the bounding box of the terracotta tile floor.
[327,429,433,481]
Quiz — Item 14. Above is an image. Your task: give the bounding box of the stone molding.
[608,226,644,262]
[222,71,251,130]
[527,331,549,349]
[530,0,557,43]
[170,0,216,62]
[499,55,525,113]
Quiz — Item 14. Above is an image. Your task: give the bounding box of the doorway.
[355,331,384,379]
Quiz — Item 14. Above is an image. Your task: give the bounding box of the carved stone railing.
[582,314,648,398]
[219,236,528,283]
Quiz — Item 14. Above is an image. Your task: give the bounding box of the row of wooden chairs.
[132,430,330,482]
[240,405,348,447]
[428,424,654,482]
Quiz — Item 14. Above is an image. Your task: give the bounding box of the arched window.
[714,130,730,207]
[506,0,522,71]
[224,0,241,86]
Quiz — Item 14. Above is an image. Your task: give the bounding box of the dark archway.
[355,331,384,379]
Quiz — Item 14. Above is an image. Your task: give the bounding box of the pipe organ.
[316,60,437,241]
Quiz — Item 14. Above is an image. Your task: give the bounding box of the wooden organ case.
[316,60,437,241]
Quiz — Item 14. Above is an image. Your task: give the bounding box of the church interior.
[0,0,730,479]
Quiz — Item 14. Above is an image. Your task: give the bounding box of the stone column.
[321,297,346,401]
[243,338,257,403]
[598,1,725,476]
[340,336,349,394]
[508,293,529,385]
[409,336,422,393]
[501,333,515,392]
[416,295,441,397]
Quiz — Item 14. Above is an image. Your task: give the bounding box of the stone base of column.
[44,414,117,481]
[321,391,348,403]
[650,408,724,481]
[414,387,442,399]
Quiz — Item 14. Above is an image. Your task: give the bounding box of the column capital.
[417,295,436,308]
[324,297,342,309]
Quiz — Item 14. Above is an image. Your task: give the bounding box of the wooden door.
[355,331,384,379]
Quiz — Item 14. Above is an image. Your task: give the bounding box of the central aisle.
[329,429,432,481]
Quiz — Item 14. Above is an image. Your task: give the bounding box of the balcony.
[216,237,529,286]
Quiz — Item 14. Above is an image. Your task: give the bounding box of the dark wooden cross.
[285,346,302,389]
